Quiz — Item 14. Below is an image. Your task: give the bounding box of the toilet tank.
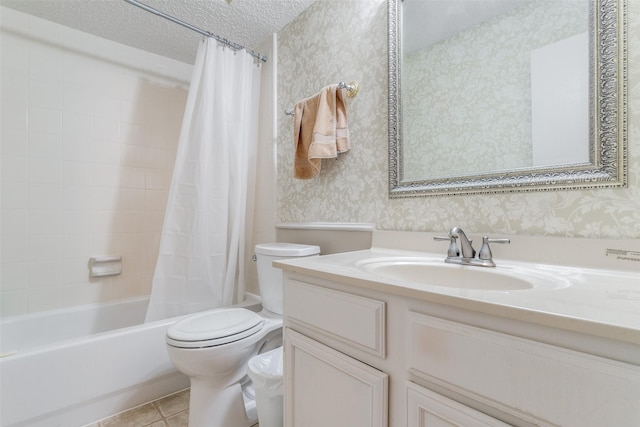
[254,243,320,315]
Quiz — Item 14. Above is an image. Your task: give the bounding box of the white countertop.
[274,247,640,346]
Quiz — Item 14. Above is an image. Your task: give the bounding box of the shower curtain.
[145,38,261,322]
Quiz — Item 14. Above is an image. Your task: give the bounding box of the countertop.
[274,247,640,347]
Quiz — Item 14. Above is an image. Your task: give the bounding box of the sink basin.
[356,257,541,291]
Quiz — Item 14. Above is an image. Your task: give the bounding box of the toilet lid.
[166,308,264,349]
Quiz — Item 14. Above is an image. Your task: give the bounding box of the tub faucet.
[434,227,510,267]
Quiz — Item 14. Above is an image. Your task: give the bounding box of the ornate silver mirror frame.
[388,0,627,197]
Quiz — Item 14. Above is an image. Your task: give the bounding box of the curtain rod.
[123,0,268,63]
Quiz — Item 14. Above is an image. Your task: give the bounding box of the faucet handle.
[478,236,511,263]
[434,235,459,258]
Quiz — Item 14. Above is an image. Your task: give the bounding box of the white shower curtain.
[145,38,261,322]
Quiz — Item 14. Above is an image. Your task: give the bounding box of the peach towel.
[293,84,350,179]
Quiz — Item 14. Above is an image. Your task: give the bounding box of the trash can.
[247,346,284,427]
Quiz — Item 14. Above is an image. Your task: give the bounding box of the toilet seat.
[167,308,265,349]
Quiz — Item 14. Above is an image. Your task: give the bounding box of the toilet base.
[188,379,257,427]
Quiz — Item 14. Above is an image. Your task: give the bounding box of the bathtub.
[0,294,261,427]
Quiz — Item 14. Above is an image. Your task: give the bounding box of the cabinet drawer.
[407,382,509,427]
[407,312,640,427]
[285,279,386,357]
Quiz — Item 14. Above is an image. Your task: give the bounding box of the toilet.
[165,243,320,427]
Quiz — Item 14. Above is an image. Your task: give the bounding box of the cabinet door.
[407,382,509,427]
[285,329,388,427]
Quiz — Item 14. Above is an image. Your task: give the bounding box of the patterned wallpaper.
[403,1,587,179]
[277,0,640,239]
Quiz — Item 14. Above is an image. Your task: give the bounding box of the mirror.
[388,0,627,197]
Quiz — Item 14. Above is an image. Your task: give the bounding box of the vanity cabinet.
[407,382,509,427]
[283,278,388,427]
[282,272,640,427]
[285,329,388,427]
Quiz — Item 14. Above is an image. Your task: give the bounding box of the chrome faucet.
[434,227,510,267]
[449,226,475,260]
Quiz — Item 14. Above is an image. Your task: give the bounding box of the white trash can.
[247,346,284,427]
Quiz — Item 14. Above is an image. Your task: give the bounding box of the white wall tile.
[1,155,28,182]
[120,122,148,146]
[146,147,169,169]
[144,190,168,211]
[62,185,92,210]
[1,7,188,317]
[89,186,119,210]
[62,161,92,186]
[1,182,28,209]
[29,157,60,184]
[62,234,93,259]
[29,78,62,109]
[62,136,93,162]
[63,111,92,137]
[0,290,27,317]
[29,183,61,210]
[121,144,149,168]
[93,95,120,122]
[61,211,92,235]
[29,106,62,134]
[119,188,145,211]
[92,117,120,143]
[27,260,61,288]
[2,235,28,263]
[29,131,61,159]
[2,100,27,130]
[27,235,62,262]
[115,211,147,233]
[63,83,93,113]
[61,258,90,284]
[28,210,61,235]
[27,286,61,312]
[145,168,171,190]
[92,164,121,187]
[91,232,121,254]
[1,209,28,236]
[1,262,27,291]
[1,128,28,157]
[61,54,95,87]
[2,68,28,104]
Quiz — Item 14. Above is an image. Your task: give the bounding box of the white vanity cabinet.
[285,329,388,427]
[282,271,640,427]
[407,382,509,427]
[283,278,388,427]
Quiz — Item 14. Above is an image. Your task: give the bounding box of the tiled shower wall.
[0,7,191,317]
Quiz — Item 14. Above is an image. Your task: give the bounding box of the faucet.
[449,227,475,260]
[434,227,510,267]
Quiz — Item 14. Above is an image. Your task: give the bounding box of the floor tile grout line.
[95,387,260,427]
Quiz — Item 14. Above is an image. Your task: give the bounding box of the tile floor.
[85,389,259,427]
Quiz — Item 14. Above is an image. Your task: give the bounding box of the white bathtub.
[0,294,261,427]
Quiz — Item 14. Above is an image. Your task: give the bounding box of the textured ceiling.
[0,0,316,64]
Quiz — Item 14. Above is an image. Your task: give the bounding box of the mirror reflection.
[402,0,588,180]
[389,0,627,196]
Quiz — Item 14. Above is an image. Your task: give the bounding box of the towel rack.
[284,81,359,116]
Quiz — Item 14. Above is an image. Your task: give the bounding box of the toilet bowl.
[165,243,320,427]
